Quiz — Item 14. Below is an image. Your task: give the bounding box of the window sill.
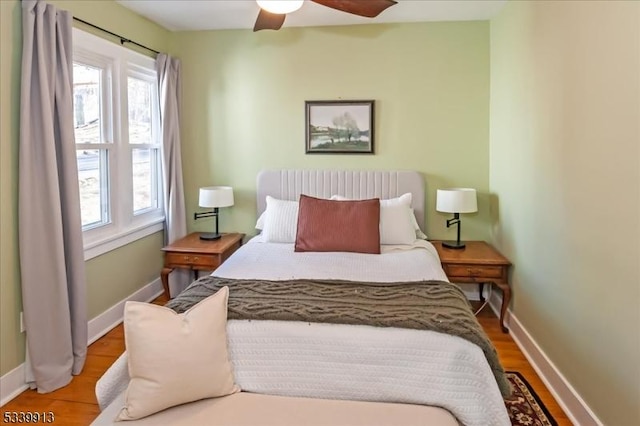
[84,218,165,261]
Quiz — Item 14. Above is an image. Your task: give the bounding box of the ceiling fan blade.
[311,0,397,18]
[253,8,286,31]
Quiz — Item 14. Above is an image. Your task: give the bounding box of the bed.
[93,170,510,426]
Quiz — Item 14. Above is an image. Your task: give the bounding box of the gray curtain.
[157,54,189,296]
[19,0,87,393]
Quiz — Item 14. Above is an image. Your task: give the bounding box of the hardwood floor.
[1,296,572,425]
[475,304,572,425]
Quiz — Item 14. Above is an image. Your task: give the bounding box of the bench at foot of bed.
[91,391,458,426]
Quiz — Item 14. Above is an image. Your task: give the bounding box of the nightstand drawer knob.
[184,256,190,261]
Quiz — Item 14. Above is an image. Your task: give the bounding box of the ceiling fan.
[254,0,398,32]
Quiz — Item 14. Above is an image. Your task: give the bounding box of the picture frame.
[305,100,374,154]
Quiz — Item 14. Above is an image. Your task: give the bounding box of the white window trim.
[84,219,164,261]
[74,28,165,260]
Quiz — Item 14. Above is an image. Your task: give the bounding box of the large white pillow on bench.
[117,287,239,421]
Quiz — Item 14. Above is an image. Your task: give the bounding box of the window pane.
[132,148,156,213]
[73,64,102,144]
[128,77,153,144]
[77,149,109,227]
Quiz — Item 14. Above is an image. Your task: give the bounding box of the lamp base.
[199,233,222,241]
[442,240,466,249]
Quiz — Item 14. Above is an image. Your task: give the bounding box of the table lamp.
[194,186,234,240]
[436,188,477,249]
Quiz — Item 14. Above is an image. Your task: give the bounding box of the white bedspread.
[95,240,510,426]
[229,320,508,426]
[214,237,448,282]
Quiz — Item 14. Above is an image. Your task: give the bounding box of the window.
[73,29,163,259]
[128,75,160,215]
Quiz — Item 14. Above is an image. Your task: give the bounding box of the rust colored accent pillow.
[295,194,380,254]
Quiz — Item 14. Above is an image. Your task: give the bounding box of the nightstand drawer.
[444,264,504,279]
[165,253,218,269]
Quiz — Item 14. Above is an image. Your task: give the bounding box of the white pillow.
[331,193,417,245]
[255,211,266,230]
[117,287,239,421]
[409,208,428,240]
[261,196,299,243]
[379,194,418,245]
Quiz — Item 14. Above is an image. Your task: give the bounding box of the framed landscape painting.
[305,100,374,154]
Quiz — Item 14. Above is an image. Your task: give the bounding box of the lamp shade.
[199,186,234,208]
[256,0,304,14]
[436,188,477,214]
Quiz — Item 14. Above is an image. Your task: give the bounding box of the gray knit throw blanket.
[166,276,512,398]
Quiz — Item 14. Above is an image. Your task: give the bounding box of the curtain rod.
[73,17,160,56]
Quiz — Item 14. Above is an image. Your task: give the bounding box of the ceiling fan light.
[256,0,304,15]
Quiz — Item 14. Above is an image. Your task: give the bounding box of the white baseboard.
[488,291,603,425]
[0,277,163,407]
[459,283,483,301]
[88,277,163,345]
[0,364,29,407]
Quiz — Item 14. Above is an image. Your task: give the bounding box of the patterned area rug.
[505,371,557,426]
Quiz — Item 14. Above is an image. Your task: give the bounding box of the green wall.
[0,0,24,379]
[0,0,169,376]
[490,1,639,424]
[172,22,491,240]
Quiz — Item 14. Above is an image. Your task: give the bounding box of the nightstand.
[160,232,244,299]
[432,240,512,333]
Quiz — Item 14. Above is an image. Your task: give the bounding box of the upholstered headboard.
[256,170,426,229]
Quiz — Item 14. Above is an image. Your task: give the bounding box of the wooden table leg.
[496,282,511,333]
[479,283,485,302]
[161,267,173,299]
